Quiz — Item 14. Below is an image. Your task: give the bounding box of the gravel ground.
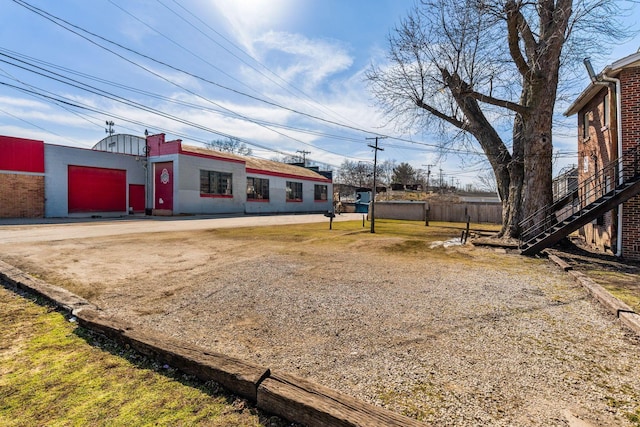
[1,222,639,426]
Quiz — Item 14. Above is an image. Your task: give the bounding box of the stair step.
[519,170,640,253]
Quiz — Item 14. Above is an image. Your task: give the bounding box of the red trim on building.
[146,134,246,165]
[200,194,234,198]
[147,134,181,157]
[246,168,331,183]
[0,135,45,173]
[247,198,270,202]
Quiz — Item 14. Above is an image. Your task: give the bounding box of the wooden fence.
[427,201,502,224]
[344,200,503,224]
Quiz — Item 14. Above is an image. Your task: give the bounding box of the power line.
[158,0,360,129]
[9,1,357,159]
[0,48,368,144]
[6,0,582,167]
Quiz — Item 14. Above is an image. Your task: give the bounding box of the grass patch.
[587,270,640,312]
[627,409,640,427]
[0,287,281,427]
[200,220,506,264]
[376,381,441,422]
[204,219,499,244]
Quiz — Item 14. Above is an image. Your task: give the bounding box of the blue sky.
[1,0,639,187]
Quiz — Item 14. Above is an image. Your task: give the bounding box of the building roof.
[92,134,331,182]
[93,134,147,156]
[180,144,245,162]
[180,144,330,182]
[244,156,330,180]
[565,51,640,116]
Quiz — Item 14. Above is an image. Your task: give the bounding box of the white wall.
[244,173,333,214]
[44,144,146,217]
[173,154,246,214]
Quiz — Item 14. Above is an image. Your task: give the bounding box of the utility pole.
[105,120,115,136]
[366,136,385,233]
[422,164,434,192]
[439,168,444,192]
[296,150,310,166]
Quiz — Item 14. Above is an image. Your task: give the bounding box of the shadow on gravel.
[551,238,640,274]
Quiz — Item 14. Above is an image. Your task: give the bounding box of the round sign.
[160,168,170,184]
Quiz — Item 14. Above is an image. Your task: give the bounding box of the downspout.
[584,58,623,256]
[600,74,623,256]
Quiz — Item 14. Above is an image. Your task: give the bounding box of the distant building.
[0,133,332,218]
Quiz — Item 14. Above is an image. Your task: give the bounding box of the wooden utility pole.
[366,136,385,233]
[422,164,434,192]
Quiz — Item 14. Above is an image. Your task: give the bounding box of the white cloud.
[210,0,298,55]
[254,31,353,91]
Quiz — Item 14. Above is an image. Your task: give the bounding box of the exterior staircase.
[519,146,640,255]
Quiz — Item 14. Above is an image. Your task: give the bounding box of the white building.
[1,133,333,218]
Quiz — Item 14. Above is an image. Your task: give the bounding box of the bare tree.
[367,0,635,238]
[477,168,499,194]
[205,137,253,156]
[337,160,374,188]
[379,159,397,187]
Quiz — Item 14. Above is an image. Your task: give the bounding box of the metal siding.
[0,135,45,173]
[68,165,126,213]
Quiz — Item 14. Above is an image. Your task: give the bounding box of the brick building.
[565,51,640,260]
[0,136,45,218]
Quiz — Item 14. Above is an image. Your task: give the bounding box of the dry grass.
[2,219,639,426]
[0,286,286,427]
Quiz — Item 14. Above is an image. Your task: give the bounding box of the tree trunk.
[520,77,556,233]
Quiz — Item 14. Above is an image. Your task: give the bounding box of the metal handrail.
[519,144,640,244]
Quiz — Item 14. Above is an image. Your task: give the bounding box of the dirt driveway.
[1,216,639,426]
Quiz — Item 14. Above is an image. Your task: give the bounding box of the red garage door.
[68,165,126,213]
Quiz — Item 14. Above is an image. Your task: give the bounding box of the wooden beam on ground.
[257,372,426,427]
[76,308,270,402]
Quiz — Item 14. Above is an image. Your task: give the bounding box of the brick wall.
[620,67,640,261]
[577,86,617,253]
[0,174,44,218]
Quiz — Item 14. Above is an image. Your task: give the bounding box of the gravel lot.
[1,217,639,426]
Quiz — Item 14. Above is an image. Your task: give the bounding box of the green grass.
[0,287,274,427]
[587,270,640,312]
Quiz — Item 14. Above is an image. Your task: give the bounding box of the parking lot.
[1,216,639,426]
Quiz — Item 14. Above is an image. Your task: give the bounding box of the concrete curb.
[0,260,424,427]
[545,253,640,337]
